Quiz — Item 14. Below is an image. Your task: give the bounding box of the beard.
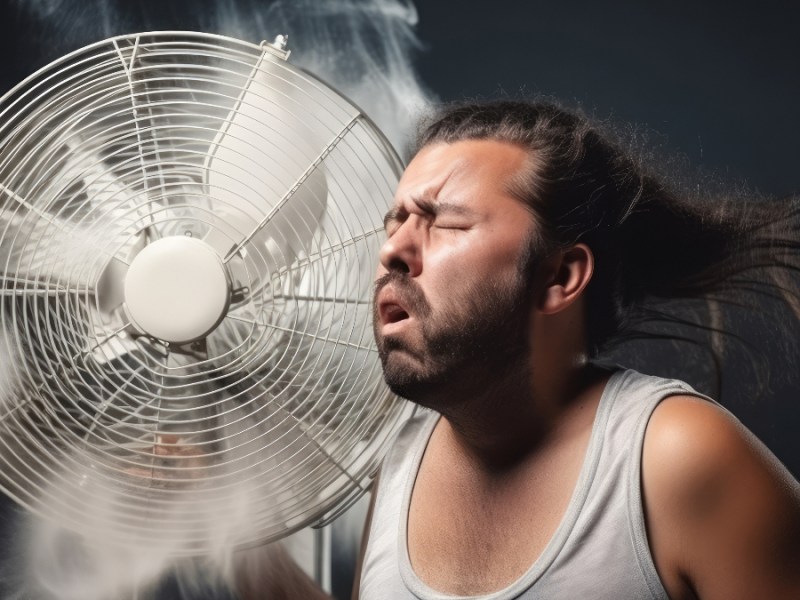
[373,248,536,409]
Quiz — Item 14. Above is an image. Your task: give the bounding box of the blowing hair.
[415,99,800,393]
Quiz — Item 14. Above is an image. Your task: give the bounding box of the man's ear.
[536,243,594,314]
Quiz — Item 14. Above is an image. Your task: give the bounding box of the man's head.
[372,137,594,407]
[403,101,657,350]
[373,100,800,407]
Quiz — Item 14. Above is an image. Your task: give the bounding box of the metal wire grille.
[0,31,412,554]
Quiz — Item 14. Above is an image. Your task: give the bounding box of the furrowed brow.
[413,197,474,218]
[382,195,475,231]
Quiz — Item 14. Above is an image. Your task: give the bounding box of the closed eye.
[383,199,476,235]
[433,223,467,231]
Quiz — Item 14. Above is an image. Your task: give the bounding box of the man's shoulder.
[642,394,797,519]
[644,395,747,487]
[641,394,800,598]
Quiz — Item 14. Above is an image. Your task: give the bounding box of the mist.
[1,0,434,598]
[10,0,434,157]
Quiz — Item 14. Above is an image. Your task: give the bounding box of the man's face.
[373,139,541,405]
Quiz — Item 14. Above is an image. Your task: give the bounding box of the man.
[243,100,800,599]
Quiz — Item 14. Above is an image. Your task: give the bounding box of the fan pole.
[313,526,333,592]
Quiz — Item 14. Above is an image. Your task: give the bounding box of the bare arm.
[643,395,800,600]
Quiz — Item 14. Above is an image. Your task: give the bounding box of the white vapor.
[10,0,435,157]
[1,0,434,598]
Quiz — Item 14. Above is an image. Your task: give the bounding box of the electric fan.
[0,31,414,555]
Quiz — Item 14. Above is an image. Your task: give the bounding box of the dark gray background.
[414,0,799,199]
[0,2,798,597]
[2,0,795,470]
[2,0,798,197]
[412,0,800,479]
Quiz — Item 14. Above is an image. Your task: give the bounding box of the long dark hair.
[415,100,800,391]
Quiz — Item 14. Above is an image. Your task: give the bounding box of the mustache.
[373,271,432,318]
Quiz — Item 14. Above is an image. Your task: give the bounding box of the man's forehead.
[394,140,529,205]
[395,144,467,202]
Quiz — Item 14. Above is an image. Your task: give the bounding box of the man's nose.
[378,220,422,277]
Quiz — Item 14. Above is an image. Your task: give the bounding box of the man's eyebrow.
[383,198,476,230]
[412,196,475,217]
[383,207,401,230]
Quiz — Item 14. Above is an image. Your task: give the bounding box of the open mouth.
[377,288,411,327]
[383,303,409,324]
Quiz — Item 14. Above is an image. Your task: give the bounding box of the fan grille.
[0,31,413,553]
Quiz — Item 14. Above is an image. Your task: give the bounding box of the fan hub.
[123,236,230,344]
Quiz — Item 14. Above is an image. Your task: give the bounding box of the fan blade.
[0,191,109,291]
[202,47,331,288]
[0,31,413,555]
[0,145,142,307]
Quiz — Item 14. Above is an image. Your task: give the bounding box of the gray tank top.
[359,369,714,599]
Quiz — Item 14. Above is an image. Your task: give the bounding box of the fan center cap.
[124,236,230,344]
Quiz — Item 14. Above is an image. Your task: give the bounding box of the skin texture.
[643,395,800,599]
[369,139,800,598]
[373,140,538,410]
[374,139,608,593]
[241,139,800,599]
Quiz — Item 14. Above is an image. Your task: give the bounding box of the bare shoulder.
[643,395,799,507]
[643,395,799,494]
[642,394,800,600]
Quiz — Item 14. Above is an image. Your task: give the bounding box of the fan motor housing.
[123,235,231,344]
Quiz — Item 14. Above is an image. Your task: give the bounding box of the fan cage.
[0,31,414,554]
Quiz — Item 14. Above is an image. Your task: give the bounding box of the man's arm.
[643,395,800,600]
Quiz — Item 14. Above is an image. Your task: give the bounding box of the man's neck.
[435,361,610,473]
